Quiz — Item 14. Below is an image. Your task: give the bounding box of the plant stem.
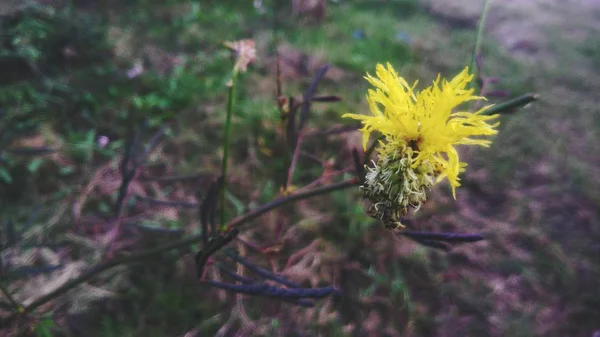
[469,0,493,88]
[286,134,304,189]
[364,135,383,162]
[226,178,358,230]
[0,178,359,324]
[220,72,238,230]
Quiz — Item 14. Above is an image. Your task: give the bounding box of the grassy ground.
[1,0,599,336]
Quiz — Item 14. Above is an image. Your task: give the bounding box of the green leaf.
[27,158,44,173]
[34,317,55,337]
[0,168,12,183]
[226,190,245,216]
[483,94,538,115]
[59,166,75,175]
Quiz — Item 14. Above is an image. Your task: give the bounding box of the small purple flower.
[126,62,144,79]
[97,135,109,149]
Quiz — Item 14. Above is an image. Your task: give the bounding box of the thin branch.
[0,178,359,324]
[114,136,138,217]
[298,64,329,132]
[226,178,359,230]
[226,252,301,288]
[139,124,167,166]
[205,281,338,299]
[408,238,450,251]
[195,229,239,277]
[218,264,255,284]
[285,134,304,189]
[400,231,484,242]
[216,264,316,307]
[310,95,342,103]
[352,149,365,183]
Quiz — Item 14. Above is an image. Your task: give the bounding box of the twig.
[285,134,304,189]
[0,178,359,325]
[114,135,138,217]
[227,178,359,230]
[352,149,365,183]
[234,236,264,254]
[283,96,299,191]
[298,65,329,132]
[217,263,315,307]
[195,229,240,277]
[205,281,338,299]
[284,65,335,190]
[294,169,353,194]
[139,124,167,165]
[409,238,450,251]
[226,252,301,288]
[310,95,342,103]
[218,264,255,284]
[400,231,484,242]
[398,230,485,251]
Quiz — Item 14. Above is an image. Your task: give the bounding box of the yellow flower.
[345,63,499,195]
[344,63,499,227]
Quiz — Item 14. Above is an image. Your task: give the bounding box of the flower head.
[344,63,499,227]
[224,39,256,74]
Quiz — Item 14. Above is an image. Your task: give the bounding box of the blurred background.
[1,0,599,336]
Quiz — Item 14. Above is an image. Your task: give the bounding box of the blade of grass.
[483,93,537,115]
[469,0,493,90]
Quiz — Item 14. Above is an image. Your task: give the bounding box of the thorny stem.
[0,178,359,324]
[221,71,238,230]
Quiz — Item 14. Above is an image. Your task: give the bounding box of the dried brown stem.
[0,178,359,325]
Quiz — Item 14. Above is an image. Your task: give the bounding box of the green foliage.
[34,316,56,337]
[579,35,600,69]
[285,2,414,72]
[0,4,111,115]
[0,112,42,184]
